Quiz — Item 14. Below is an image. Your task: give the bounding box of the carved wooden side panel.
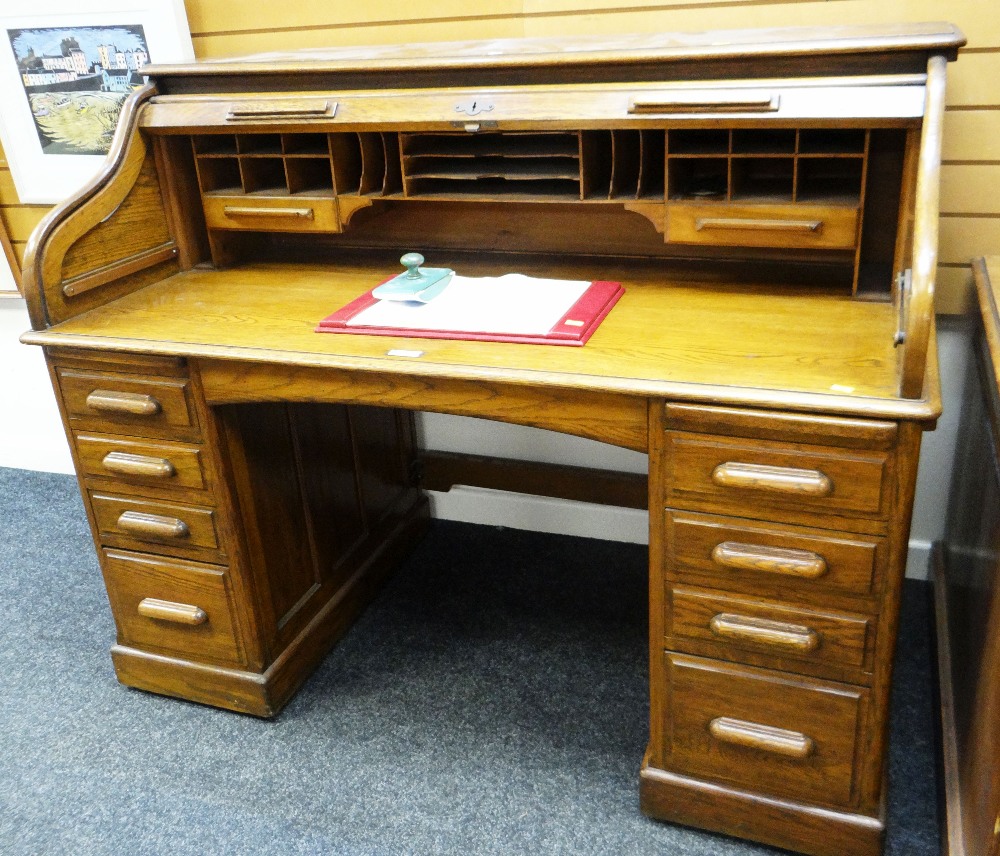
[22,85,180,329]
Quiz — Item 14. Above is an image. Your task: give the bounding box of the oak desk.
[21,23,961,856]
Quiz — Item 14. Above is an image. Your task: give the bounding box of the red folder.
[316,279,624,346]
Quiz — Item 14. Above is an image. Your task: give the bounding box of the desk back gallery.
[19,22,963,856]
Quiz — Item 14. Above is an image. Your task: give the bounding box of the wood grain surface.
[23,258,929,422]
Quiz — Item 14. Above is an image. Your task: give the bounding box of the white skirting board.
[427,486,650,545]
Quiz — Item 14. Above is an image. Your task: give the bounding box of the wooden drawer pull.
[116,510,190,540]
[709,716,815,759]
[137,597,207,626]
[223,205,314,220]
[629,94,779,114]
[711,462,832,497]
[695,217,822,233]
[711,541,828,579]
[101,451,176,479]
[709,612,820,652]
[227,98,335,119]
[85,389,162,416]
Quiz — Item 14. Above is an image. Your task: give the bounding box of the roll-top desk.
[21,23,963,856]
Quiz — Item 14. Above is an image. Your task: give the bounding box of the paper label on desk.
[346,274,590,336]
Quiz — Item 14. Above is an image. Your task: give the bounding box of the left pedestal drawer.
[57,367,199,440]
[91,492,223,561]
[75,434,208,493]
[101,549,243,666]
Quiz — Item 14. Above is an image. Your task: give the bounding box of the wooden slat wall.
[2,0,996,310]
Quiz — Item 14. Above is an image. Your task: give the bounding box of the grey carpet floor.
[0,466,940,855]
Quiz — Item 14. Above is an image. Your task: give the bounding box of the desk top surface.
[25,257,938,421]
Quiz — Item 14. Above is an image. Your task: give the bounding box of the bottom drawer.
[661,652,867,807]
[101,549,242,665]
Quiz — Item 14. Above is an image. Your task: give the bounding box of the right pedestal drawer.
[661,652,870,809]
[663,431,891,527]
[664,510,888,603]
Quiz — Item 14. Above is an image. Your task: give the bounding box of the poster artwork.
[7,25,149,156]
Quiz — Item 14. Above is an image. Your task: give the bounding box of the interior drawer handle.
[223,205,315,220]
[116,510,190,540]
[708,716,814,759]
[101,451,176,479]
[137,597,207,626]
[709,612,820,652]
[695,217,822,233]
[711,541,828,579]
[711,462,832,497]
[86,389,161,416]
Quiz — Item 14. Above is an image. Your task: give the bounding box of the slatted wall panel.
[1,0,995,310]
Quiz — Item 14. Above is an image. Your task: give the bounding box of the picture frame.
[0,1,193,204]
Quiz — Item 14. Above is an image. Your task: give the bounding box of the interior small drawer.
[664,510,883,600]
[663,432,890,524]
[665,202,859,250]
[90,492,222,560]
[660,652,866,808]
[202,195,341,233]
[58,368,198,439]
[102,549,242,665]
[666,585,872,674]
[75,433,208,493]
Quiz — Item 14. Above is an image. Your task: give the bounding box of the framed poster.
[0,1,192,204]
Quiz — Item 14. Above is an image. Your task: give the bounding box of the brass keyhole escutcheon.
[455,99,494,117]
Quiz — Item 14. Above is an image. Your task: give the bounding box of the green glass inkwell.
[372,253,454,303]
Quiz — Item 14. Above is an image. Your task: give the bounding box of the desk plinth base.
[110,499,430,717]
[639,755,885,856]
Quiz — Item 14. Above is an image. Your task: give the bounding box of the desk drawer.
[91,492,222,560]
[666,586,872,673]
[76,434,208,493]
[664,432,890,523]
[58,368,198,439]
[102,549,242,665]
[664,510,883,600]
[202,195,340,233]
[665,202,859,250]
[661,653,866,808]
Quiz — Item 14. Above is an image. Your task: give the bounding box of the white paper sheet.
[347,274,590,335]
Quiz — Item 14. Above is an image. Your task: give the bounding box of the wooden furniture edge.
[973,257,1000,386]
[21,83,158,330]
[110,645,271,715]
[143,23,965,79]
[639,760,885,856]
[897,54,947,398]
[932,542,966,856]
[16,340,942,424]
